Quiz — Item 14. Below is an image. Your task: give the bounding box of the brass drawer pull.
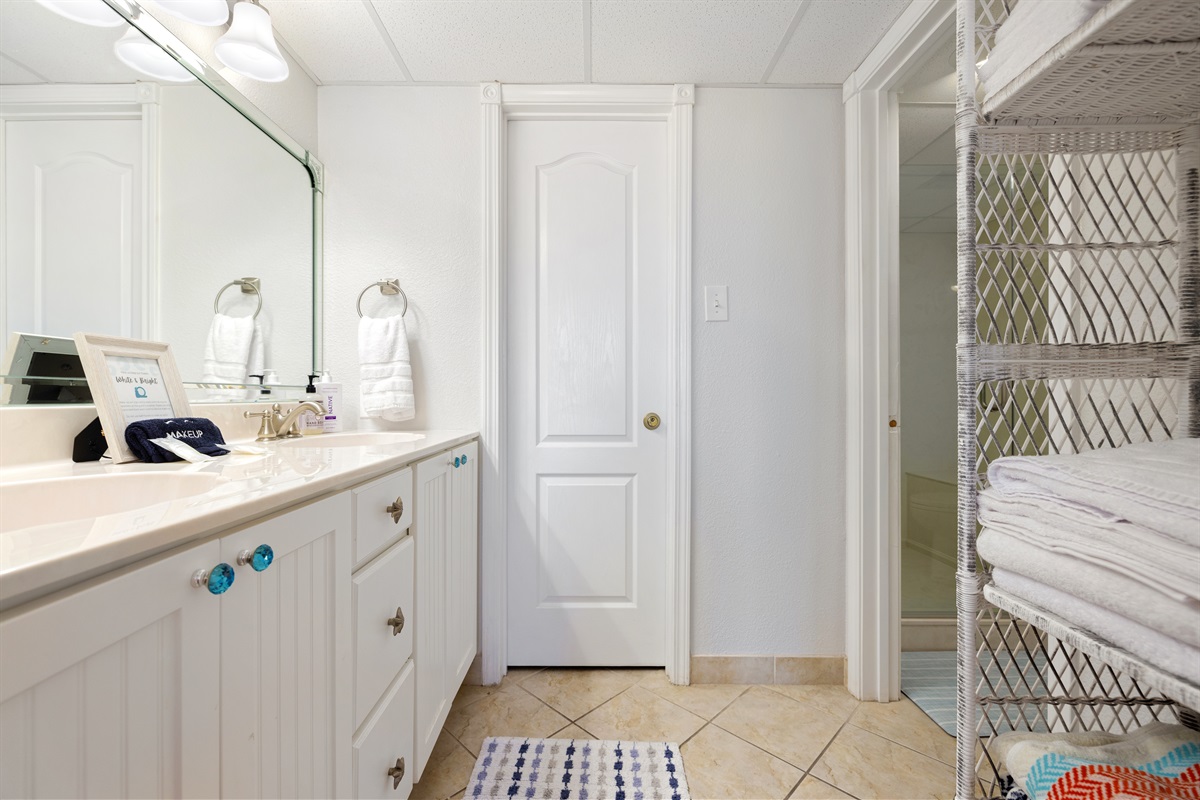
[386,497,404,523]
[387,607,405,636]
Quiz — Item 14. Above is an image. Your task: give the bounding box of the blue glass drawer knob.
[453,456,461,468]
[460,454,467,465]
[192,563,235,594]
[237,544,275,572]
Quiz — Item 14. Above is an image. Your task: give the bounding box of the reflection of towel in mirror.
[359,314,414,422]
[202,313,257,400]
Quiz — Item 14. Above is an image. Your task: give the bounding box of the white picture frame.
[73,333,193,464]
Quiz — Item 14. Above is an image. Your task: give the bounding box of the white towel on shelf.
[359,314,415,422]
[977,528,1200,648]
[201,313,256,400]
[977,0,1110,93]
[992,569,1200,685]
[979,490,1200,602]
[986,438,1200,547]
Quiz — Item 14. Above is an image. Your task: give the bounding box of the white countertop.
[0,430,478,611]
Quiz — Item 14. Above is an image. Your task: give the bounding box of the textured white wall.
[691,88,846,656]
[318,87,482,430]
[318,86,846,657]
[898,233,957,481]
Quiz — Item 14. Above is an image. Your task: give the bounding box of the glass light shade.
[114,27,195,82]
[150,0,229,27]
[35,0,124,27]
[213,1,288,83]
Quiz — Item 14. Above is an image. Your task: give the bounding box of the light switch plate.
[705,285,728,321]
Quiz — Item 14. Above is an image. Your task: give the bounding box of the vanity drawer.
[354,535,414,730]
[353,467,413,567]
[354,659,414,800]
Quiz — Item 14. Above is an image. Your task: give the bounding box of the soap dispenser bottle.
[300,374,325,436]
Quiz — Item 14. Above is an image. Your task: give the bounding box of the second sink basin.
[0,472,222,533]
[278,432,426,449]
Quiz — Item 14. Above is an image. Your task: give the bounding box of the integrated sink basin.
[278,432,426,449]
[0,472,222,533]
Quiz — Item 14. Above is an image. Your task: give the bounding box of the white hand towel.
[359,315,415,422]
[201,313,255,400]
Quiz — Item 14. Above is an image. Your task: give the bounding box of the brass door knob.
[643,413,661,430]
[386,497,404,523]
[387,757,405,789]
[387,607,405,636]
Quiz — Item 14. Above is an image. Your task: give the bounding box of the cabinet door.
[219,493,352,799]
[448,441,479,693]
[0,541,221,799]
[413,451,453,780]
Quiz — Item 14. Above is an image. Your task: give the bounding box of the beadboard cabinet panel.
[448,441,479,691]
[414,451,452,779]
[219,493,353,800]
[0,540,221,800]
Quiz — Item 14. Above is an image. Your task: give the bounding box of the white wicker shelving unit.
[955,0,1200,797]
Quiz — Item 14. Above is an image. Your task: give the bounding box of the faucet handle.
[244,409,276,441]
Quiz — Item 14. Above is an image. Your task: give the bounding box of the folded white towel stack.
[359,314,415,422]
[201,313,257,400]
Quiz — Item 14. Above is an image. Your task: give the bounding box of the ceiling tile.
[1,54,46,84]
[370,0,584,83]
[770,0,912,84]
[899,104,953,163]
[591,0,799,84]
[268,0,405,83]
[1,0,144,84]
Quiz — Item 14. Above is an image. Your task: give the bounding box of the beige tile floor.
[413,668,956,800]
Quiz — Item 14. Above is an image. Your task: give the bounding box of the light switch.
[705,285,728,321]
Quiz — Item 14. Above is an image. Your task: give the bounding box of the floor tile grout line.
[797,717,866,800]
[844,719,957,768]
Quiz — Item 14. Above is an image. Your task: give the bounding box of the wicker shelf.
[983,583,1200,711]
[981,0,1200,125]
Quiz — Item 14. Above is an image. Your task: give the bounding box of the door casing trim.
[479,83,694,685]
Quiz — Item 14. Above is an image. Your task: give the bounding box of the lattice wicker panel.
[974,130,1183,346]
[972,603,1181,799]
[973,375,1183,486]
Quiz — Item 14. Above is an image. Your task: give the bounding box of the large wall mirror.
[0,0,320,404]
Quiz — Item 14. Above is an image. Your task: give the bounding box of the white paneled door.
[507,119,668,666]
[3,119,144,340]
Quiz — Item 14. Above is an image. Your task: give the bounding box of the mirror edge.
[100,0,324,377]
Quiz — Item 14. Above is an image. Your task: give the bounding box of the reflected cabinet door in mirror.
[0,0,316,402]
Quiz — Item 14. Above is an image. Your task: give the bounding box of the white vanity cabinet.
[0,433,479,800]
[0,541,222,799]
[219,493,353,799]
[414,441,479,779]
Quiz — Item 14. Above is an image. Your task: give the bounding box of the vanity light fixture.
[34,0,124,27]
[213,0,289,83]
[114,26,195,82]
[149,0,229,26]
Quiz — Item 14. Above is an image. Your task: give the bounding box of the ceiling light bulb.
[150,0,229,27]
[213,1,288,83]
[114,26,196,81]
[35,0,124,27]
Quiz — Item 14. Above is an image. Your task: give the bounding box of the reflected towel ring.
[214,278,262,319]
[357,279,408,319]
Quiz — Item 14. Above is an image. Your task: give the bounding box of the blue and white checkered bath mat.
[468,736,689,800]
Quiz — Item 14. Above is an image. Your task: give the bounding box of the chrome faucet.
[244,401,326,441]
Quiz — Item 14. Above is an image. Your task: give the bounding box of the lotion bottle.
[316,371,343,433]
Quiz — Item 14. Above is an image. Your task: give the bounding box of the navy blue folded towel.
[125,418,228,463]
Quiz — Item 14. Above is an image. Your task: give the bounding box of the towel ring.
[357,279,408,319]
[214,278,262,319]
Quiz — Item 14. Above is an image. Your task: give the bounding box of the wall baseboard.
[901,618,955,651]
[690,655,845,686]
